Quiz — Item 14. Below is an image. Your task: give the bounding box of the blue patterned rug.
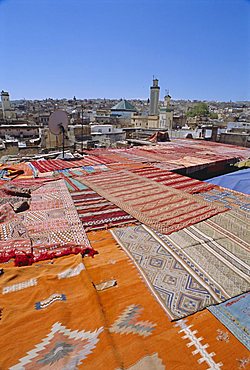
[208,292,250,350]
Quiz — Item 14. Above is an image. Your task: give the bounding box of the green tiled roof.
[111,100,137,111]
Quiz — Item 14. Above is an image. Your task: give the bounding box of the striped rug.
[78,170,228,235]
[29,156,109,173]
[127,165,215,193]
[71,188,136,230]
[63,176,136,231]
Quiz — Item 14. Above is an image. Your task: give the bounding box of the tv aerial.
[48,110,68,158]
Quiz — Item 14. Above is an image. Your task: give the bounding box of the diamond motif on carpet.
[10,322,103,369]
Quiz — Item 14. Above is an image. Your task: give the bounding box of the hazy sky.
[1,0,249,101]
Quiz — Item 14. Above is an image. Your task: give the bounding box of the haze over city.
[1,0,249,102]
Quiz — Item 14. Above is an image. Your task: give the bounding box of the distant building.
[149,78,160,115]
[159,93,173,129]
[226,122,250,132]
[91,124,114,134]
[111,99,137,118]
[90,124,125,147]
[1,90,16,120]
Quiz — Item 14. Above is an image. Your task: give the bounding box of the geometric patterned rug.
[0,179,94,264]
[69,178,136,231]
[198,186,250,213]
[0,254,119,369]
[112,221,250,320]
[59,174,137,231]
[71,186,136,231]
[86,229,250,370]
[79,170,228,235]
[208,292,250,350]
[19,179,93,261]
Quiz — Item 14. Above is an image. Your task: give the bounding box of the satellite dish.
[48,110,68,135]
[48,110,68,158]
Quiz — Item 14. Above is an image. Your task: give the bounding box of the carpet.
[29,156,109,173]
[155,208,249,297]
[78,170,227,235]
[0,179,95,264]
[85,229,250,369]
[112,225,216,320]
[0,163,34,180]
[128,165,215,194]
[88,141,250,172]
[67,176,136,230]
[19,179,93,260]
[0,254,120,369]
[208,292,250,350]
[198,187,250,213]
[112,219,249,320]
[53,164,109,178]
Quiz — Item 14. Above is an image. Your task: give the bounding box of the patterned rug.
[65,176,136,231]
[112,220,249,320]
[0,179,95,264]
[88,141,250,174]
[78,170,227,235]
[0,254,120,369]
[29,156,109,173]
[198,187,250,213]
[85,229,250,369]
[19,179,93,260]
[53,164,109,179]
[127,165,215,194]
[0,162,34,180]
[208,292,250,350]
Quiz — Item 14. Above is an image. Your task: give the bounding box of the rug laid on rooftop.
[112,219,249,320]
[0,179,95,264]
[19,179,93,260]
[0,254,120,369]
[127,165,215,194]
[208,292,250,351]
[64,176,137,231]
[198,187,250,213]
[29,156,109,173]
[78,170,227,235]
[85,229,250,369]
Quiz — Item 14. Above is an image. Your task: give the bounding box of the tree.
[209,112,218,119]
[186,102,209,117]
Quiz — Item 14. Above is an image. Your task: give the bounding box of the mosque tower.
[149,78,160,115]
[1,91,11,119]
[164,90,171,108]
[1,91,16,120]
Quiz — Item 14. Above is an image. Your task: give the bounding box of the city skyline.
[1,0,249,102]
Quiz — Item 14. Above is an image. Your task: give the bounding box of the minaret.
[149,78,160,115]
[1,91,11,119]
[164,90,171,108]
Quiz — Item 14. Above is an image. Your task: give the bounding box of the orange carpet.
[85,230,250,370]
[0,163,34,179]
[0,254,120,369]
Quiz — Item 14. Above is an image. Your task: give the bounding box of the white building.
[91,124,115,134]
[226,122,250,132]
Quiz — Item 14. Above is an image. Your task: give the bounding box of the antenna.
[48,110,68,158]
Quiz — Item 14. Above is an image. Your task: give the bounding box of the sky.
[0,0,249,101]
